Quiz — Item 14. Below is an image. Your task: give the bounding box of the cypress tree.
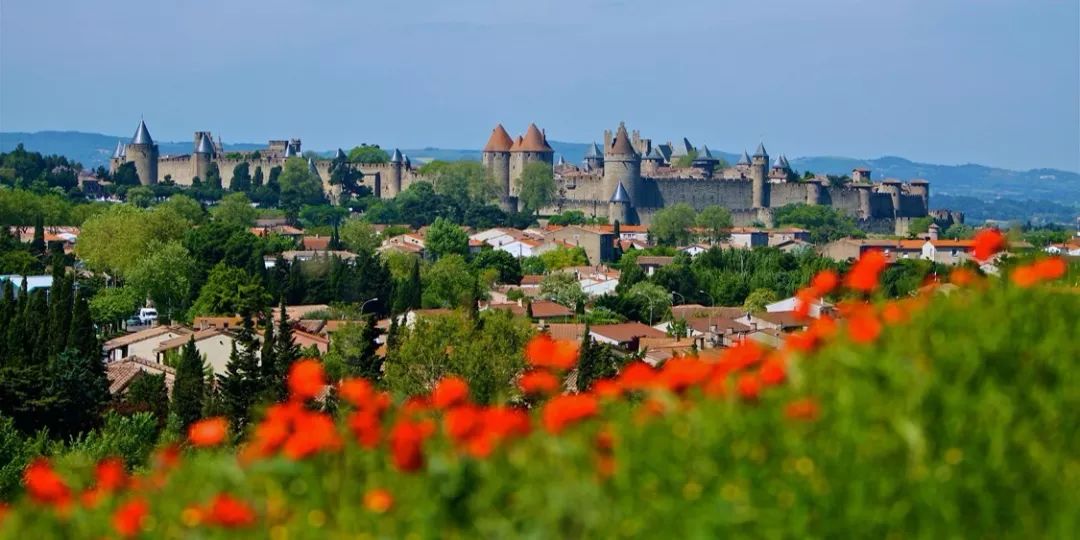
[25,289,50,366]
[272,298,300,378]
[260,320,276,384]
[47,265,74,357]
[171,336,206,431]
[68,290,98,361]
[124,372,169,429]
[345,315,381,382]
[386,315,400,353]
[0,280,13,361]
[29,216,45,259]
[46,347,110,440]
[217,313,261,434]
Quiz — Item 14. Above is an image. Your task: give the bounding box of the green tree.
[123,372,169,429]
[628,281,672,324]
[696,205,733,242]
[171,336,206,432]
[421,254,474,308]
[907,216,935,236]
[323,317,380,382]
[944,223,975,240]
[773,204,864,243]
[126,186,155,208]
[159,194,206,224]
[340,218,381,254]
[540,273,586,309]
[425,217,469,259]
[393,257,423,314]
[347,145,391,164]
[89,286,140,333]
[112,162,140,186]
[472,249,523,285]
[517,161,556,215]
[212,192,258,228]
[217,315,262,434]
[125,240,197,322]
[539,245,589,270]
[230,162,252,192]
[278,157,326,215]
[576,330,620,392]
[743,288,779,313]
[47,348,110,440]
[67,290,99,361]
[189,264,270,318]
[268,297,300,400]
[650,203,696,245]
[430,161,497,205]
[76,205,189,276]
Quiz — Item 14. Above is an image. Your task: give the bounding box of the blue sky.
[1,0,1077,171]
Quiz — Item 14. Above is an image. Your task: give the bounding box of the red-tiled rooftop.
[483,124,514,152]
[514,123,553,152]
[591,322,667,343]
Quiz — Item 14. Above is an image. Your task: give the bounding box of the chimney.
[928,223,940,241]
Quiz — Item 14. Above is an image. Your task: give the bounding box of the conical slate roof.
[112,140,125,159]
[645,146,665,160]
[609,182,631,203]
[404,154,412,168]
[335,148,347,160]
[517,123,553,152]
[483,124,514,152]
[195,133,214,154]
[389,149,403,163]
[557,155,567,166]
[131,120,153,145]
[671,138,693,157]
[773,156,785,168]
[285,144,298,158]
[585,142,603,159]
[609,123,637,157]
[753,142,768,158]
[695,145,716,161]
[780,154,790,168]
[737,150,751,165]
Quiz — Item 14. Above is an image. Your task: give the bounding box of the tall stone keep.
[603,122,641,208]
[387,149,404,198]
[194,132,214,182]
[750,142,769,208]
[509,123,555,195]
[482,124,514,210]
[127,120,159,185]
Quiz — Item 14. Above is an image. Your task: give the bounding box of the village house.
[154,328,241,375]
[106,356,177,396]
[103,325,193,362]
[589,322,667,352]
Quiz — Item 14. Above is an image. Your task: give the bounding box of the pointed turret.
[585,142,603,159]
[195,133,214,154]
[335,148,347,160]
[609,182,631,203]
[773,156,785,168]
[131,120,153,145]
[483,124,514,152]
[737,150,751,166]
[695,145,717,161]
[518,123,553,152]
[753,142,768,158]
[780,154,790,168]
[608,122,637,157]
[390,149,403,163]
[112,140,125,159]
[645,147,665,160]
[557,155,567,166]
[284,144,298,158]
[404,154,412,169]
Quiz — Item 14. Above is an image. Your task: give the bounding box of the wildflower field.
[2,247,1078,538]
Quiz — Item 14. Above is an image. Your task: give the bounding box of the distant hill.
[4,130,1077,223]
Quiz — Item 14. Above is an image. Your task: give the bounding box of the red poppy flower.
[721,340,765,372]
[525,334,579,370]
[112,498,148,538]
[338,377,376,408]
[657,357,711,393]
[784,330,818,353]
[443,405,482,443]
[24,458,70,507]
[949,267,977,286]
[95,457,127,492]
[389,419,435,472]
[188,417,228,447]
[206,493,257,528]
[1010,265,1040,288]
[1033,257,1066,280]
[287,359,326,401]
[363,488,394,513]
[431,376,470,409]
[519,370,560,395]
[844,250,888,292]
[591,379,622,399]
[758,355,787,386]
[736,373,761,401]
[282,411,341,460]
[481,406,531,439]
[616,361,656,391]
[847,312,882,344]
[880,302,908,325]
[810,269,840,296]
[347,409,383,449]
[972,228,1006,262]
[542,394,599,434]
[793,289,815,320]
[784,398,821,421]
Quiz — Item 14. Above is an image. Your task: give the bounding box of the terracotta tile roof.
[671,305,747,320]
[302,236,331,250]
[106,356,176,395]
[685,316,752,334]
[192,316,243,330]
[490,300,574,319]
[155,328,229,353]
[544,323,587,342]
[591,322,666,344]
[636,256,675,266]
[520,275,544,286]
[272,304,330,321]
[514,123,553,152]
[483,124,514,152]
[609,123,637,156]
[756,311,808,329]
[103,325,192,351]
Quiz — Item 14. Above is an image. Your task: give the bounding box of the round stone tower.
[603,122,641,207]
[853,183,873,219]
[881,179,902,218]
[805,179,823,205]
[194,132,214,182]
[481,124,514,208]
[750,142,769,208]
[608,181,632,225]
[386,149,404,198]
[909,179,929,215]
[127,120,158,185]
[510,123,555,196]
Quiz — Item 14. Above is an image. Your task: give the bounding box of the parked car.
[137,308,158,325]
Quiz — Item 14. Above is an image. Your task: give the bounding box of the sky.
[1,0,1078,172]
